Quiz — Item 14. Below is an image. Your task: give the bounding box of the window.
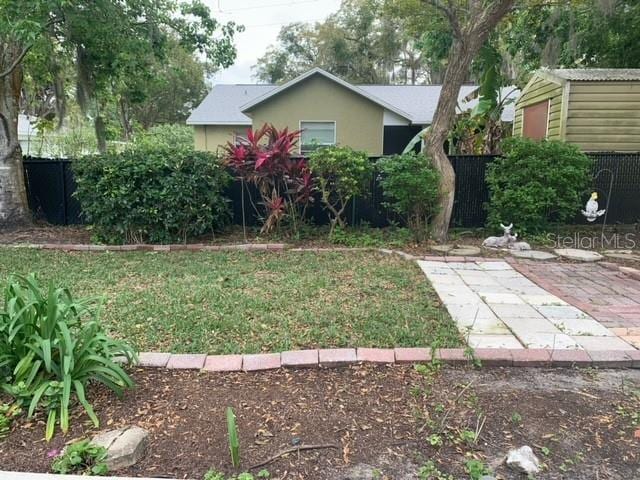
[234,129,249,145]
[522,100,549,140]
[300,121,336,154]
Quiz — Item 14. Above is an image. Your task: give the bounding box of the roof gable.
[240,68,413,121]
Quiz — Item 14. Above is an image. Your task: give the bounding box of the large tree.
[423,0,515,242]
[0,0,241,226]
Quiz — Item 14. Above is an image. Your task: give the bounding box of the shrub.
[73,145,231,243]
[51,440,109,475]
[376,153,440,242]
[0,275,136,440]
[132,124,195,150]
[223,124,314,235]
[485,138,592,234]
[308,145,372,234]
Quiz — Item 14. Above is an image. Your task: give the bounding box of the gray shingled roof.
[546,68,640,81]
[187,75,518,125]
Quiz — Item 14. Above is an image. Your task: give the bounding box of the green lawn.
[0,248,460,354]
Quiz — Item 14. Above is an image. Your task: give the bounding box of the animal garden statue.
[482,223,516,248]
[482,223,531,250]
[581,192,606,222]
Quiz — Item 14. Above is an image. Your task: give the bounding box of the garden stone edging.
[133,346,640,371]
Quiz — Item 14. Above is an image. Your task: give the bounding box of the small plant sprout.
[227,407,240,469]
[427,433,443,447]
[511,412,523,425]
[464,459,491,480]
[50,440,108,476]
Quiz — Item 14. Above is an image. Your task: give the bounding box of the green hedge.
[73,145,231,243]
[485,138,592,234]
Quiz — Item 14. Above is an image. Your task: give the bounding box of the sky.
[203,0,342,85]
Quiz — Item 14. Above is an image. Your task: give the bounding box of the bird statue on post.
[581,192,606,222]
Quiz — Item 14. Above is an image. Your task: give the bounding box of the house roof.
[186,67,518,125]
[542,68,640,83]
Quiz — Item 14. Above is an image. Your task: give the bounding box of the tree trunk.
[95,114,107,153]
[425,38,477,242]
[424,0,515,242]
[0,42,30,227]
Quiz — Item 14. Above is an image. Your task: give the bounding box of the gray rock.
[506,445,540,475]
[510,249,557,260]
[430,244,453,253]
[449,246,482,256]
[554,248,603,262]
[92,426,149,471]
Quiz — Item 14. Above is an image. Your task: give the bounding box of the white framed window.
[300,121,336,154]
[234,129,249,145]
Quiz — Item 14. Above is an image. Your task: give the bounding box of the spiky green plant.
[0,274,136,440]
[226,407,240,468]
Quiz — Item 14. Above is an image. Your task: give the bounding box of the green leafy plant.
[464,459,491,480]
[0,274,136,440]
[0,403,21,438]
[73,145,231,243]
[227,407,240,468]
[427,433,443,447]
[308,145,372,234]
[511,411,523,425]
[418,460,453,480]
[50,440,109,475]
[485,138,592,234]
[377,153,440,242]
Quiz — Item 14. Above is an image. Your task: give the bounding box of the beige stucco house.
[513,68,640,151]
[187,68,516,156]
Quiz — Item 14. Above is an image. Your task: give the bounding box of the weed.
[464,459,491,480]
[50,440,108,476]
[427,433,443,447]
[511,412,523,425]
[0,404,21,439]
[227,407,240,468]
[418,460,453,480]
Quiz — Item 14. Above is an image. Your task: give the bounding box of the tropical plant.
[0,274,136,440]
[377,153,440,242]
[227,407,240,469]
[50,439,109,475]
[485,138,592,234]
[73,145,231,243]
[308,145,372,234]
[223,124,314,234]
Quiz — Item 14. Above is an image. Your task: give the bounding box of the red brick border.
[131,347,638,372]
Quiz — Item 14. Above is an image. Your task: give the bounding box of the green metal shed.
[513,68,640,152]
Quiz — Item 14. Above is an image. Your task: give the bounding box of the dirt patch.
[1,365,638,479]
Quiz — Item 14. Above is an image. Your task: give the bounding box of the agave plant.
[0,274,137,440]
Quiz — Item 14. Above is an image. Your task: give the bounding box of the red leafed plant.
[223,124,314,234]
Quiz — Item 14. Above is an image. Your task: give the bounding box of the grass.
[0,248,460,354]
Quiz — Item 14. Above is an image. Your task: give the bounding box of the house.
[513,68,640,151]
[187,67,516,156]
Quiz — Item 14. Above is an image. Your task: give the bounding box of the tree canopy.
[254,0,640,86]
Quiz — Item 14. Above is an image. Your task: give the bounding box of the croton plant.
[223,124,314,234]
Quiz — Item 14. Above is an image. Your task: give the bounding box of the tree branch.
[424,0,461,37]
[0,44,32,79]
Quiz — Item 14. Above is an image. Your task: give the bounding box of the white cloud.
[203,0,342,84]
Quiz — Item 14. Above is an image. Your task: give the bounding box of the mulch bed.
[1,365,638,479]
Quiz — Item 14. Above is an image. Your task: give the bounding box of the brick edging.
[137,347,640,371]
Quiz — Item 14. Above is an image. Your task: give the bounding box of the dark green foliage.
[51,440,109,475]
[308,146,372,232]
[486,138,592,234]
[0,403,21,439]
[73,146,231,244]
[377,153,440,242]
[0,275,136,440]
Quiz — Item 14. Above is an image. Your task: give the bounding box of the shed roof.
[543,68,640,82]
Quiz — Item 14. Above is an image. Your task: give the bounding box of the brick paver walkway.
[508,259,640,348]
[419,259,638,351]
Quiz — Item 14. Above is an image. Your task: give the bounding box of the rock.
[449,246,482,256]
[340,463,382,480]
[92,426,149,471]
[604,251,640,262]
[554,248,603,262]
[506,446,540,475]
[430,244,453,253]
[510,249,557,260]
